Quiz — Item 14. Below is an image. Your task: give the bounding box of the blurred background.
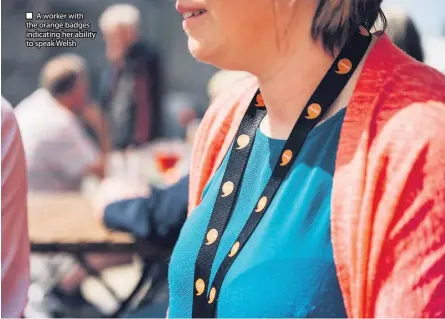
[1,0,216,111]
[1,0,444,318]
[2,0,444,109]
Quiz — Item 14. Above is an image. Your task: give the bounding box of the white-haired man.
[99,4,162,149]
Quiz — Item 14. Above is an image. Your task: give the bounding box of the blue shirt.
[168,109,347,318]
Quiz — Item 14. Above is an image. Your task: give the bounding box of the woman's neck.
[254,34,377,140]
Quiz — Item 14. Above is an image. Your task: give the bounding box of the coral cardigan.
[187,34,445,317]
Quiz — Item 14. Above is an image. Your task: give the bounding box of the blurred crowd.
[2,2,445,318]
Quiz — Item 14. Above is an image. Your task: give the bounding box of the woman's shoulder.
[373,60,445,140]
[381,33,445,103]
[352,36,445,145]
[390,60,445,103]
[361,34,445,109]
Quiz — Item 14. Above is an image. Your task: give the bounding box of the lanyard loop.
[192,27,372,318]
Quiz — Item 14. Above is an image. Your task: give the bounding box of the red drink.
[154,152,180,173]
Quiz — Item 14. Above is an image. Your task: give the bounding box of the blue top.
[168,109,348,318]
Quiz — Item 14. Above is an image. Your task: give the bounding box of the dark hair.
[48,72,79,96]
[385,11,424,62]
[312,0,387,55]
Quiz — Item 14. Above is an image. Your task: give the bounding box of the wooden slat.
[28,193,133,244]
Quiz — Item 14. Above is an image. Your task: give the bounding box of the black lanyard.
[191,27,372,318]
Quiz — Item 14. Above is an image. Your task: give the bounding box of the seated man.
[15,54,109,191]
[15,54,132,317]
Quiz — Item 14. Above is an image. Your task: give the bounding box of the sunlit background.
[384,0,445,36]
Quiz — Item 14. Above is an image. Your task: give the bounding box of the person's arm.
[100,175,189,248]
[80,102,112,154]
[49,121,104,180]
[1,98,30,318]
[84,157,106,179]
[78,103,110,179]
[367,102,445,317]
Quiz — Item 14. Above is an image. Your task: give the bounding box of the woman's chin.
[187,39,234,69]
[187,38,211,61]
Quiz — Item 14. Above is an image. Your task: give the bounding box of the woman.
[168,0,445,318]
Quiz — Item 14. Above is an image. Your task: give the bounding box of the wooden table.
[27,192,169,317]
[28,192,139,253]
[28,192,131,242]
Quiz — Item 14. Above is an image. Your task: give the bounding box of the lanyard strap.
[192,27,372,318]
